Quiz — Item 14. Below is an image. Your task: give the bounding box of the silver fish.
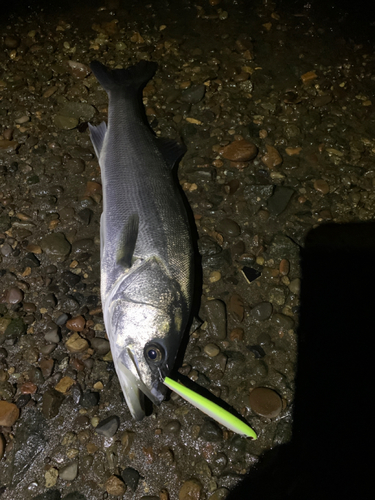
[88,60,194,420]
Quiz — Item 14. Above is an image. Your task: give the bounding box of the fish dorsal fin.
[157,138,187,169]
[88,121,107,159]
[117,214,139,269]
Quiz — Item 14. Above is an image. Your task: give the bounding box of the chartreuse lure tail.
[163,377,257,439]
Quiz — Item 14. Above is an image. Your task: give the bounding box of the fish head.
[109,297,185,420]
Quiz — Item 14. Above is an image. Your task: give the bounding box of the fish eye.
[145,343,164,364]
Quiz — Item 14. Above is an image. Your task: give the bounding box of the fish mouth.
[116,348,167,420]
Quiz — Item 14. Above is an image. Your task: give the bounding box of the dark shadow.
[227,221,374,499]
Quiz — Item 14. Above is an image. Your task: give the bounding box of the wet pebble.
[105,475,126,496]
[45,467,58,488]
[229,328,244,341]
[247,345,266,359]
[5,286,23,304]
[198,236,222,257]
[208,488,230,500]
[179,478,203,500]
[95,415,120,437]
[180,84,206,104]
[314,179,330,194]
[204,300,227,340]
[289,278,301,295]
[22,253,40,268]
[249,387,282,418]
[228,293,244,321]
[272,313,295,331]
[39,358,54,378]
[267,186,294,215]
[42,389,64,419]
[65,333,89,353]
[16,394,31,408]
[199,420,223,442]
[80,390,99,408]
[0,433,5,460]
[40,232,71,261]
[261,144,283,169]
[90,337,110,355]
[121,467,141,491]
[203,343,220,357]
[269,287,286,306]
[59,461,78,481]
[56,313,69,326]
[61,271,81,287]
[250,301,273,321]
[71,238,94,256]
[221,139,257,162]
[66,316,85,332]
[0,401,19,426]
[164,419,181,435]
[216,218,241,237]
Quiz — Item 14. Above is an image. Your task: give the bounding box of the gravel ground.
[0,1,374,499]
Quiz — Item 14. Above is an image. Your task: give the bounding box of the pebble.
[249,387,282,418]
[59,461,78,481]
[164,419,181,435]
[199,420,223,442]
[221,139,257,162]
[289,278,301,295]
[39,358,54,378]
[42,389,64,419]
[90,337,110,355]
[0,433,5,460]
[313,179,330,194]
[61,270,81,286]
[44,327,60,343]
[209,271,221,283]
[180,84,206,104]
[203,343,220,357]
[65,333,89,353]
[40,232,71,261]
[261,144,283,169]
[56,313,69,326]
[179,479,203,500]
[80,390,100,408]
[105,475,126,496]
[95,415,120,437]
[228,293,244,321]
[267,186,295,215]
[229,328,244,341]
[216,218,241,237]
[204,300,227,340]
[55,376,75,394]
[5,286,23,304]
[208,488,230,500]
[0,401,20,426]
[279,259,290,276]
[250,302,273,321]
[45,467,58,488]
[121,467,141,491]
[269,287,286,306]
[66,316,85,332]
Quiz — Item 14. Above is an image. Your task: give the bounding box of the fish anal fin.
[88,121,107,159]
[117,214,139,269]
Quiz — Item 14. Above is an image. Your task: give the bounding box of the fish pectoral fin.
[157,138,187,169]
[88,121,107,159]
[117,213,139,269]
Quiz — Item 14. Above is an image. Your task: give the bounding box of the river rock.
[40,233,71,262]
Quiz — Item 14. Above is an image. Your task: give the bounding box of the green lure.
[163,377,257,439]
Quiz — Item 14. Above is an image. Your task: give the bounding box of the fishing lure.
[163,377,257,439]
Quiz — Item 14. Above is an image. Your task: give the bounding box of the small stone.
[80,390,99,408]
[66,316,85,332]
[216,218,241,237]
[261,144,283,170]
[250,302,273,321]
[65,333,89,353]
[0,401,20,426]
[229,328,244,341]
[204,300,227,340]
[249,387,282,418]
[44,327,60,343]
[121,430,135,454]
[209,271,221,283]
[121,466,141,491]
[105,475,126,496]
[289,278,301,295]
[95,415,120,437]
[5,286,23,304]
[59,461,78,481]
[313,179,330,195]
[45,467,59,488]
[208,488,230,500]
[42,389,64,419]
[90,337,110,355]
[20,381,37,394]
[0,433,5,460]
[56,313,69,325]
[181,84,206,104]
[55,376,75,394]
[228,293,244,321]
[179,478,203,500]
[40,232,71,262]
[203,343,220,357]
[268,186,294,215]
[199,420,223,442]
[279,259,290,276]
[39,358,54,378]
[164,420,181,435]
[221,140,257,162]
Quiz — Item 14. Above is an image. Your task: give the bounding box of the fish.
[88,60,194,420]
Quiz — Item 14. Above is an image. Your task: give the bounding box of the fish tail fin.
[90,60,158,93]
